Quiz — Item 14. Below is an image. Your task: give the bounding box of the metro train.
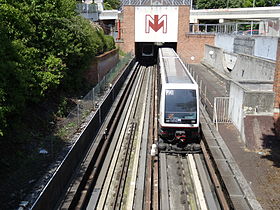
[157,48,200,152]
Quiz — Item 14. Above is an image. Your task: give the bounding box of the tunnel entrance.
[135,42,177,65]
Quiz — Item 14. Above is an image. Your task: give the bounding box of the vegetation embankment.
[0,0,115,208]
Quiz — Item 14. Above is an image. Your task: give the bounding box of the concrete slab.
[230,195,251,210]
[206,138,219,147]
[222,176,243,196]
[209,147,225,160]
[215,160,233,176]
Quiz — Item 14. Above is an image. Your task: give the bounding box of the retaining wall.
[204,44,276,82]
[215,34,278,61]
[85,49,119,85]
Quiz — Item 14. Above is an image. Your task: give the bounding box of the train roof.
[159,48,194,84]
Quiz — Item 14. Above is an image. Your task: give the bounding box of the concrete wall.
[254,36,278,60]
[229,82,244,139]
[215,34,235,53]
[232,53,275,81]
[234,37,255,56]
[204,44,276,82]
[85,49,119,85]
[229,81,275,143]
[243,91,275,114]
[204,44,227,75]
[215,34,278,61]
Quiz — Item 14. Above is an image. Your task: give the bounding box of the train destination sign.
[135,6,178,42]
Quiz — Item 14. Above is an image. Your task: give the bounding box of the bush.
[0,0,115,137]
[104,35,116,51]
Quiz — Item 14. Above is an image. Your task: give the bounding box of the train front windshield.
[164,89,197,124]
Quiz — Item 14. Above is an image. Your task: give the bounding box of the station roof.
[121,0,191,6]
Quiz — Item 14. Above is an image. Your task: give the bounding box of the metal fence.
[189,21,280,36]
[213,97,233,130]
[56,53,133,140]
[121,0,192,6]
[184,63,212,109]
[76,3,98,13]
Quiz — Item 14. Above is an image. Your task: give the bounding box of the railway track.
[59,63,156,209]
[159,152,222,210]
[57,63,240,210]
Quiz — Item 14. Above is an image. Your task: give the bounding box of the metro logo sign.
[145,15,167,33]
[135,6,178,42]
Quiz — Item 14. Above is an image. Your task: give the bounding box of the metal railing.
[189,21,280,36]
[185,63,212,110]
[184,61,234,131]
[56,53,133,140]
[121,0,191,6]
[212,97,233,131]
[76,3,98,13]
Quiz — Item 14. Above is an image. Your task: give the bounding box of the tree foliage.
[0,0,115,136]
[195,0,280,9]
[104,0,121,10]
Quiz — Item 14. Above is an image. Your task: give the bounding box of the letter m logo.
[145,14,167,33]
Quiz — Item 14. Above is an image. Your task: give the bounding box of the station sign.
[135,6,179,42]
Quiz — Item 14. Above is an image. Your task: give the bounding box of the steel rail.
[144,66,156,210]
[107,66,146,209]
[153,65,159,210]
[125,66,150,209]
[112,122,136,209]
[200,140,231,210]
[135,66,153,209]
[94,65,145,209]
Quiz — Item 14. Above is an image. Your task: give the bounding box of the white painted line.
[188,154,208,210]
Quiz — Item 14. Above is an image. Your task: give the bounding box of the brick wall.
[116,6,135,54]
[85,49,119,85]
[274,38,280,135]
[177,6,189,55]
[179,34,215,64]
[176,6,215,64]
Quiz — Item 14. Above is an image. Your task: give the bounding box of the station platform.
[190,63,280,209]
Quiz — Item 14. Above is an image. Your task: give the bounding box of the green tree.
[103,0,120,10]
[0,0,115,136]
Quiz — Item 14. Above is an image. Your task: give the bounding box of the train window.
[164,89,197,124]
